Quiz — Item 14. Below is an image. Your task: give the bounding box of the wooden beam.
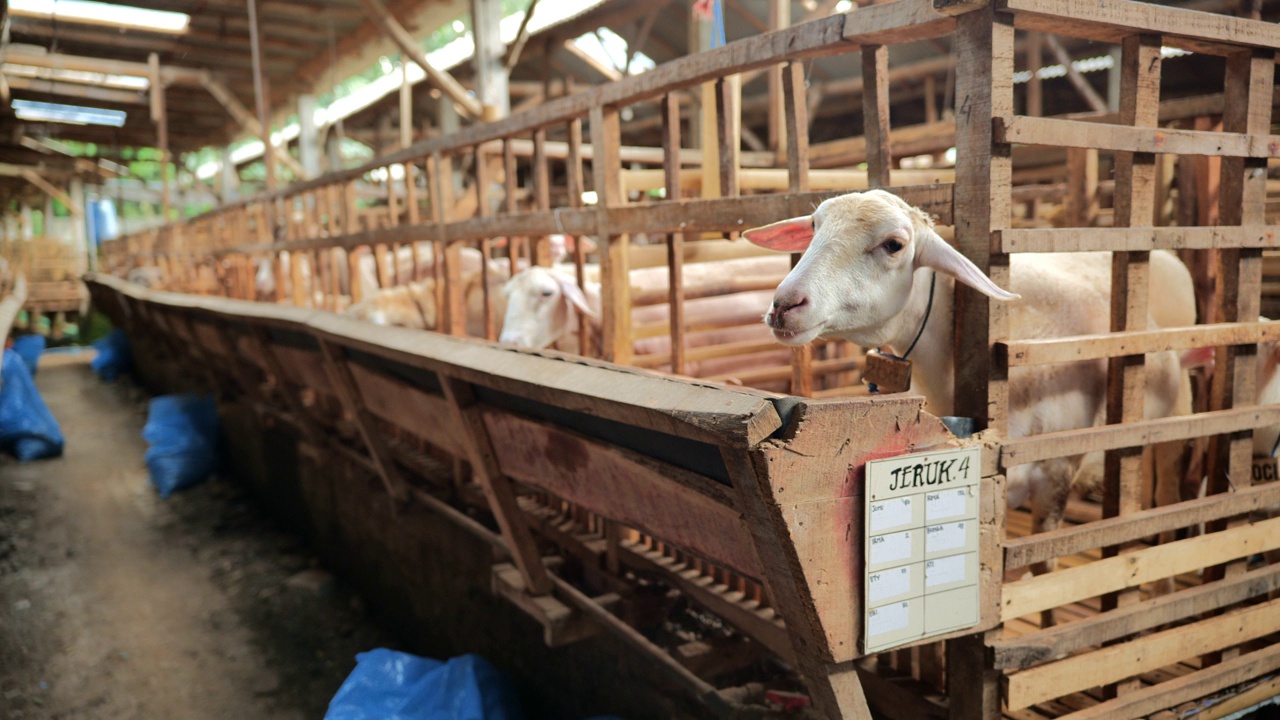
[17,169,81,215]
[995,114,1280,157]
[1043,34,1107,113]
[504,0,540,72]
[3,48,207,85]
[2,75,146,105]
[356,0,483,119]
[199,72,306,177]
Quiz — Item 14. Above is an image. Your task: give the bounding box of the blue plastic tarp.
[0,349,64,462]
[90,328,131,382]
[142,394,220,499]
[11,335,45,375]
[325,650,524,720]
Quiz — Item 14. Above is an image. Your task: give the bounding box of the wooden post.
[862,44,891,189]
[590,104,630,365]
[149,53,170,223]
[715,76,741,204]
[1204,48,1274,664]
[950,8,1011,717]
[532,127,552,265]
[783,60,814,397]
[662,93,686,376]
[566,118,591,355]
[767,0,790,162]
[471,0,510,119]
[1025,32,1043,117]
[1101,33,1160,696]
[298,94,321,179]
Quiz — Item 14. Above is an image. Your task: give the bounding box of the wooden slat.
[992,563,1280,670]
[1005,598,1280,710]
[994,115,1280,158]
[999,0,1280,53]
[1005,480,1280,571]
[1001,404,1280,468]
[998,321,1280,367]
[1052,642,1280,720]
[441,375,554,595]
[1001,514,1280,620]
[997,225,1280,253]
[483,410,760,578]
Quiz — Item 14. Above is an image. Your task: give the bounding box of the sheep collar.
[864,270,936,394]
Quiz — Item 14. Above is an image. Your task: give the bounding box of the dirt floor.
[0,355,391,720]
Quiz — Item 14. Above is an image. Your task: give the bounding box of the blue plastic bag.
[0,349,64,462]
[11,335,45,375]
[325,650,524,720]
[90,328,131,382]
[142,394,220,499]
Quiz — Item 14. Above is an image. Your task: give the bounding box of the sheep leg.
[1028,460,1075,628]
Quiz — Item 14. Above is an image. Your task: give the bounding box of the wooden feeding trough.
[97,0,1280,717]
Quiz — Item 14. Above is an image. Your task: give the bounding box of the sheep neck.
[882,268,956,417]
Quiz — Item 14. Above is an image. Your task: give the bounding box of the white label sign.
[863,446,982,654]
[869,529,914,566]
[869,496,914,533]
[925,521,967,555]
[868,565,912,604]
[867,601,910,637]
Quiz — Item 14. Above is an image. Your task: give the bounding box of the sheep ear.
[914,228,1020,301]
[555,274,597,318]
[743,216,814,251]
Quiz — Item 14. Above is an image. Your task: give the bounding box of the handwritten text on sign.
[863,446,982,653]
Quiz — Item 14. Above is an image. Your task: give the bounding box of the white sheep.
[745,189,1190,602]
[499,263,790,383]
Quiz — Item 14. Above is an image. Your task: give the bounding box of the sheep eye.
[882,239,905,254]
[539,288,555,298]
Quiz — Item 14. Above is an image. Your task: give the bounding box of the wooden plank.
[999,225,1280,254]
[315,338,412,505]
[662,93,686,377]
[1006,598,1280,710]
[1004,480,1280,571]
[994,115,1280,158]
[209,184,954,259]
[999,320,1280,368]
[1000,404,1280,468]
[999,0,1280,53]
[590,104,631,364]
[441,375,553,595]
[952,5,1013,434]
[861,43,891,189]
[1001,514,1280,620]
[839,0,956,45]
[345,362,467,457]
[566,118,591,355]
[1053,643,1280,720]
[715,75,741,200]
[992,563,1280,670]
[483,410,759,578]
[782,58,814,397]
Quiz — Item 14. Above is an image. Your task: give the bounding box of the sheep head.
[499,266,596,349]
[744,189,1018,348]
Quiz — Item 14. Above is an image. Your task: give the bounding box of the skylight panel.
[13,99,127,127]
[9,0,190,33]
[571,27,655,76]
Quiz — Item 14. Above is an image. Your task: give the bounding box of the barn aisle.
[0,356,387,720]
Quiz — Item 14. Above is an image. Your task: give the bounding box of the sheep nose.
[767,296,807,328]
